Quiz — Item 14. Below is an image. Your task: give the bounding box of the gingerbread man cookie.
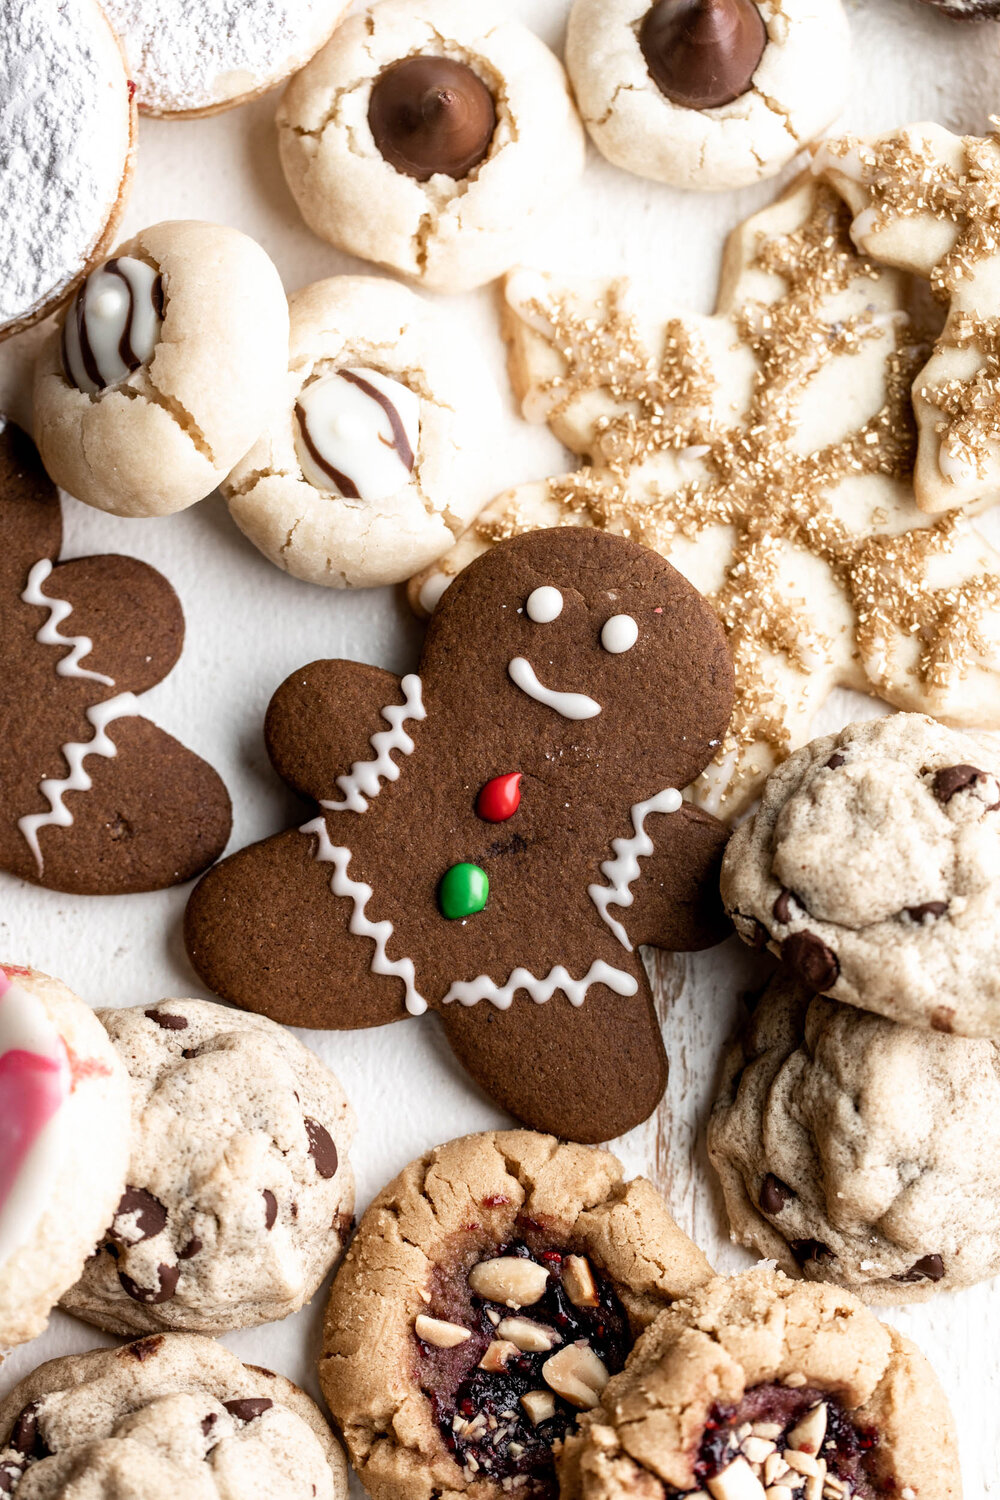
[818,122,1000,514]
[185,528,733,1143]
[413,175,1000,818]
[0,422,232,894]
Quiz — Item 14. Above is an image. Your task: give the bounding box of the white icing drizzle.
[302,815,429,1017]
[600,614,638,654]
[21,559,115,685]
[441,962,638,1011]
[62,257,163,395]
[508,658,601,720]
[0,975,71,1266]
[526,585,563,623]
[588,789,683,951]
[295,367,420,503]
[321,674,426,814]
[18,693,140,873]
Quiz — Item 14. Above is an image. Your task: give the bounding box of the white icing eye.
[601,614,638,654]
[526,586,563,623]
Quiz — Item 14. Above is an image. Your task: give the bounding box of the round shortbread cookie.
[34,220,289,518]
[223,275,497,588]
[0,1333,349,1499]
[276,0,586,293]
[0,0,135,340]
[61,998,355,1337]
[565,0,850,191]
[0,966,130,1349]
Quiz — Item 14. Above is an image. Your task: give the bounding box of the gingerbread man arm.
[39,556,185,693]
[264,659,411,804]
[613,803,732,953]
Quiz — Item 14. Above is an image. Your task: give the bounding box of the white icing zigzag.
[588,788,683,951]
[441,962,638,1011]
[21,559,115,684]
[18,693,140,873]
[321,673,426,813]
[303,814,428,1017]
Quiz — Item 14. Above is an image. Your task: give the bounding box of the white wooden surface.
[1,0,998,1490]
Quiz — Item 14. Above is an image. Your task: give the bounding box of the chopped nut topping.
[764,1453,788,1486]
[785,1450,821,1478]
[479,1339,520,1372]
[562,1253,600,1308]
[520,1389,557,1426]
[707,1456,767,1500]
[743,1436,777,1464]
[541,1341,610,1409]
[787,1403,827,1456]
[468,1256,549,1308]
[497,1316,561,1352]
[783,1373,808,1389]
[413,1314,472,1349]
[754,1423,784,1441]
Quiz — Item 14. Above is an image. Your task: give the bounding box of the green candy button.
[439,862,489,919]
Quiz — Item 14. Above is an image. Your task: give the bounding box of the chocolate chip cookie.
[61,998,355,1336]
[709,970,1000,1304]
[319,1129,713,1500]
[721,713,1000,1034]
[558,1267,960,1500]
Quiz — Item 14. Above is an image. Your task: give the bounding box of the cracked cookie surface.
[0,1333,348,1498]
[61,997,355,1337]
[708,971,1000,1305]
[564,0,850,191]
[276,0,585,292]
[33,220,289,517]
[558,1267,960,1500]
[721,713,1000,1034]
[318,1129,713,1500]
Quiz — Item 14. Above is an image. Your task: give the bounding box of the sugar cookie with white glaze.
[276,0,586,293]
[0,965,130,1349]
[565,0,850,191]
[34,220,289,518]
[223,275,497,588]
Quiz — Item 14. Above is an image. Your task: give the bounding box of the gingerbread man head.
[186,529,734,1140]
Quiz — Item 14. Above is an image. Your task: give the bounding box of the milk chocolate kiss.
[640,0,767,111]
[368,56,497,182]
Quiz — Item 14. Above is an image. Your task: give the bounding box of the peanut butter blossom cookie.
[0,966,130,1349]
[100,0,351,116]
[557,1267,960,1500]
[61,998,355,1337]
[184,527,734,1143]
[721,714,1000,1035]
[0,1333,349,1498]
[0,0,135,340]
[564,0,850,190]
[34,220,289,518]
[709,971,1000,1305]
[276,0,586,292]
[319,1130,713,1500]
[223,276,497,588]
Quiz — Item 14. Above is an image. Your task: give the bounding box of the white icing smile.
[507,657,601,720]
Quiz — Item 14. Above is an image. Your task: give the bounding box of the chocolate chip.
[246,1364,276,1379]
[932,764,987,802]
[9,1404,46,1460]
[304,1118,338,1179]
[782,931,839,992]
[772,888,801,923]
[144,1007,188,1030]
[893,1254,946,1284]
[931,1007,956,1034]
[182,1048,199,1059]
[759,1174,793,1215]
[826,753,846,769]
[110,1186,167,1244]
[734,912,770,949]
[201,1414,218,1437]
[223,1399,273,1423]
[0,1461,23,1493]
[178,1237,202,1260]
[119,1263,180,1305]
[905,901,948,923]
[263,1189,278,1230]
[123,1335,165,1361]
[789,1238,831,1265]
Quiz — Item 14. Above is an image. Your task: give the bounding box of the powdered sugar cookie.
[276,0,586,293]
[63,997,355,1337]
[919,0,1000,13]
[0,966,130,1349]
[565,0,850,191]
[101,0,351,117]
[0,0,135,340]
[223,276,497,588]
[34,220,289,518]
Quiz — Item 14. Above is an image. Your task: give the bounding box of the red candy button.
[477,772,522,822]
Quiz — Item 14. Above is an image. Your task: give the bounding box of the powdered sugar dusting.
[0,0,130,330]
[103,0,346,113]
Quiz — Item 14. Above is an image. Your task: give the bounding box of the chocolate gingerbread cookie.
[0,421,231,894]
[185,528,733,1142]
